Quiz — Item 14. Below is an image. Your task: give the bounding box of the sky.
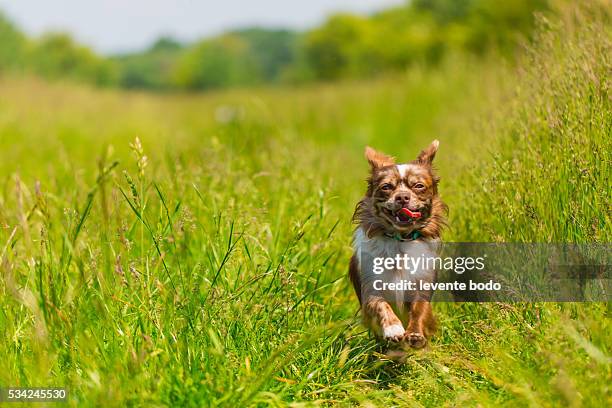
[0,0,404,55]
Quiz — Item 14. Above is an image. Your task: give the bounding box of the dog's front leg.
[405,301,435,348]
[363,296,405,342]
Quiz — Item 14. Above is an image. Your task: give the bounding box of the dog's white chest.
[352,227,438,303]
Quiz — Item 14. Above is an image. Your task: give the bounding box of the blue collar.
[384,230,421,242]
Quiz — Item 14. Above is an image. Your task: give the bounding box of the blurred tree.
[114,36,182,89]
[150,36,182,52]
[465,0,549,55]
[0,0,551,89]
[173,34,257,90]
[27,33,117,85]
[371,6,443,68]
[232,28,297,81]
[414,0,548,54]
[413,0,475,23]
[302,14,371,80]
[0,11,25,71]
[232,28,297,82]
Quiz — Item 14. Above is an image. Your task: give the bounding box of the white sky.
[0,0,404,54]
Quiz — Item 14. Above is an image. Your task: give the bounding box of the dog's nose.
[394,193,410,204]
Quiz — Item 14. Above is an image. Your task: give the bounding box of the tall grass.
[0,2,609,406]
[451,1,611,244]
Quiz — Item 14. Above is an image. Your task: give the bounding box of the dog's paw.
[405,332,427,349]
[383,324,406,342]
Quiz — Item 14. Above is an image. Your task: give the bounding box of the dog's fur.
[349,141,447,348]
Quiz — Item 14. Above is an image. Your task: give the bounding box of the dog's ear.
[365,146,395,169]
[417,140,439,165]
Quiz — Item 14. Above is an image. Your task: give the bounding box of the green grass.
[0,2,610,407]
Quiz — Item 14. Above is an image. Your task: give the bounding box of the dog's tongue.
[399,207,421,220]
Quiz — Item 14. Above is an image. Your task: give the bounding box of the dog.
[349,141,447,348]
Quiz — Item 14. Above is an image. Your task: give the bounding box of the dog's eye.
[380,183,394,191]
[413,183,425,190]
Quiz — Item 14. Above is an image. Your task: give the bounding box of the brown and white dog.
[349,141,447,348]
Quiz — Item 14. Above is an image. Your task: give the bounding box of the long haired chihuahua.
[349,141,446,348]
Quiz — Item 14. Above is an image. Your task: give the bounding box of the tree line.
[0,0,549,91]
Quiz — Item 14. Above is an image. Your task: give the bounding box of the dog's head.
[355,140,446,238]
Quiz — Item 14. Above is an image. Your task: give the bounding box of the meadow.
[0,2,610,407]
